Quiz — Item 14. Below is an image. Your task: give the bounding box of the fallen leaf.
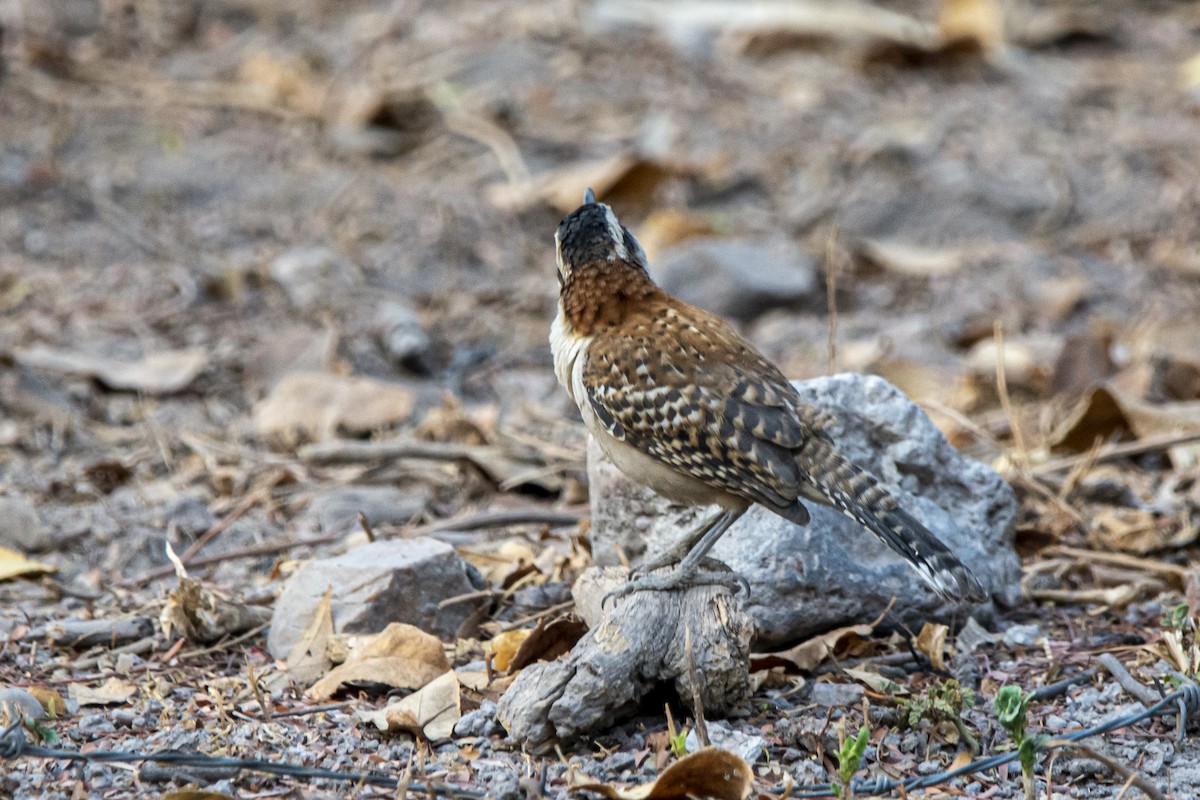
[938,0,1004,54]
[253,371,414,442]
[306,622,451,701]
[509,616,588,672]
[1091,508,1197,556]
[160,572,272,644]
[843,667,908,696]
[1050,385,1200,468]
[25,687,65,717]
[358,670,461,740]
[485,629,532,673]
[459,539,540,586]
[752,623,873,672]
[1182,53,1200,91]
[455,670,490,691]
[285,587,334,687]
[15,345,208,394]
[965,334,1062,389]
[595,0,936,57]
[162,791,237,800]
[572,747,753,800]
[948,749,973,772]
[636,209,717,263]
[857,238,966,277]
[485,152,672,214]
[1049,332,1114,401]
[915,622,949,671]
[237,50,326,117]
[70,677,137,707]
[0,546,56,581]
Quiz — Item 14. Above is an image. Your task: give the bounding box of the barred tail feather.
[801,440,987,602]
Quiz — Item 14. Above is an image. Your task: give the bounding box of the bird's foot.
[603,563,749,609]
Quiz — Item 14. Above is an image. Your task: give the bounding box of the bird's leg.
[629,509,732,578]
[605,509,749,606]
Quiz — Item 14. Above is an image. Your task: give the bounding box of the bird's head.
[554,188,649,288]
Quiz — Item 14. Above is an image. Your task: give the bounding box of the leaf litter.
[2,0,1200,797]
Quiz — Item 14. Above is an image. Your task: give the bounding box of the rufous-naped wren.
[551,189,986,602]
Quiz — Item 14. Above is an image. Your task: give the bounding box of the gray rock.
[267,538,487,658]
[306,485,429,533]
[808,682,866,707]
[650,238,817,322]
[0,496,50,552]
[1045,714,1069,731]
[588,374,1020,648]
[453,700,499,738]
[684,721,767,763]
[1002,623,1043,648]
[376,301,434,373]
[269,246,358,310]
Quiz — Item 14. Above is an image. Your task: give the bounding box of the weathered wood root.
[497,567,753,753]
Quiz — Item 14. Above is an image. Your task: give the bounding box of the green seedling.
[1161,602,1192,633]
[899,679,979,754]
[832,724,870,800]
[669,727,689,759]
[994,685,1046,800]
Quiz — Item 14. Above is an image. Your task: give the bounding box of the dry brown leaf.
[573,747,753,800]
[485,153,672,214]
[456,670,490,691]
[253,371,414,441]
[915,622,949,671]
[938,0,1004,54]
[358,670,461,740]
[636,209,717,263]
[966,334,1061,389]
[14,345,208,395]
[161,791,237,800]
[1049,332,1114,400]
[70,677,137,707]
[306,622,451,701]
[509,616,588,672]
[843,667,908,696]
[0,546,55,581]
[161,574,272,644]
[460,540,540,586]
[1091,508,1197,555]
[486,629,532,673]
[25,687,65,717]
[285,586,334,687]
[948,749,973,773]
[1051,385,1200,467]
[857,238,966,277]
[752,623,873,672]
[237,50,326,117]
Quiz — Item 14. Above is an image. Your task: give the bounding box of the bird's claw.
[601,566,750,610]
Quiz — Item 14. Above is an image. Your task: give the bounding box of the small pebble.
[77,713,115,732]
[1002,623,1043,647]
[603,751,636,774]
[111,708,137,727]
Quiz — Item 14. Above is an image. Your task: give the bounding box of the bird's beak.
[583,187,596,205]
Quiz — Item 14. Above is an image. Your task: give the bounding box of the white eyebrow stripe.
[602,205,627,260]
